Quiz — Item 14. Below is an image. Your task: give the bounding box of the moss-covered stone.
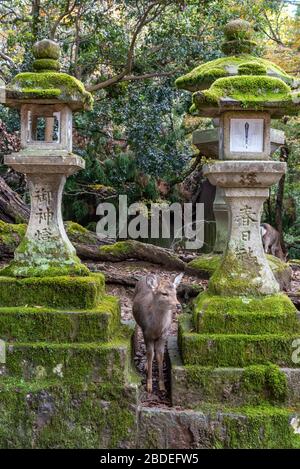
[193,292,299,334]
[179,314,299,367]
[0,273,105,309]
[187,253,221,277]
[223,19,253,42]
[0,221,26,250]
[172,364,289,407]
[222,40,257,55]
[215,404,300,449]
[7,71,93,110]
[187,252,291,290]
[238,62,267,75]
[0,233,90,278]
[193,75,294,112]
[33,58,60,71]
[0,295,120,343]
[207,249,268,296]
[0,379,138,448]
[175,55,293,92]
[3,339,131,385]
[33,39,60,60]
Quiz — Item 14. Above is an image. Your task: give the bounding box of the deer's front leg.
[145,340,154,393]
[155,338,166,392]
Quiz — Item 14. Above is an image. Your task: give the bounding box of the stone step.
[0,339,132,385]
[168,337,300,408]
[0,295,121,343]
[194,293,300,335]
[0,377,139,449]
[0,273,105,309]
[138,405,300,449]
[179,315,300,368]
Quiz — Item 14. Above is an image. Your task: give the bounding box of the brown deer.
[261,223,286,261]
[132,273,183,393]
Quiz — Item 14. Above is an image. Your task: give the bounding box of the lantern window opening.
[26,110,61,144]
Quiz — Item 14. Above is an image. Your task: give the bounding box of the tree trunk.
[0,220,186,270]
[74,240,186,270]
[0,177,30,223]
[275,146,288,256]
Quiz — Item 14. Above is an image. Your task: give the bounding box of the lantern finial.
[222,19,256,55]
[32,38,60,72]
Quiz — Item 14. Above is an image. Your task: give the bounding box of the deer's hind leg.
[155,337,166,392]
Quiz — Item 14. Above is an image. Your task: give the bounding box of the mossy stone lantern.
[2,39,93,277]
[177,19,300,295]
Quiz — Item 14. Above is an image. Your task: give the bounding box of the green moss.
[1,233,90,278]
[65,221,99,245]
[33,59,60,71]
[179,364,287,406]
[187,253,221,277]
[175,55,292,92]
[193,292,299,334]
[0,273,105,309]
[19,87,61,98]
[238,62,267,75]
[193,75,292,110]
[208,250,266,296]
[179,315,299,367]
[0,221,26,249]
[1,260,90,278]
[222,40,257,55]
[99,241,133,256]
[241,365,287,402]
[217,404,300,449]
[5,339,130,385]
[8,71,93,110]
[187,253,290,284]
[0,379,137,448]
[0,295,121,343]
[180,331,299,368]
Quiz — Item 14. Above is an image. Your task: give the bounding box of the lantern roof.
[5,39,93,111]
[175,19,300,117]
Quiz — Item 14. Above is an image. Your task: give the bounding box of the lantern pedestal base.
[4,154,87,278]
[187,253,292,290]
[203,160,286,295]
[213,187,228,253]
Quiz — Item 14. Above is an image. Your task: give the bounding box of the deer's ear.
[146,275,158,290]
[173,273,184,287]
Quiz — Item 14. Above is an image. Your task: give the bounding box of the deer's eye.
[161,292,168,296]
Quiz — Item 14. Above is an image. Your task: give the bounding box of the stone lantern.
[176,19,300,295]
[0,40,140,449]
[170,21,300,444]
[1,39,93,277]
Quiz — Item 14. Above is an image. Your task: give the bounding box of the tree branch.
[0,50,17,69]
[86,1,166,92]
[49,0,77,40]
